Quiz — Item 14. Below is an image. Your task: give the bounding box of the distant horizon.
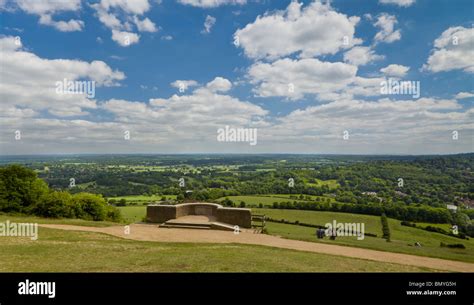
[1,152,473,158]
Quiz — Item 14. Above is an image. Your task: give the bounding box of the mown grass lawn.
[0,227,437,272]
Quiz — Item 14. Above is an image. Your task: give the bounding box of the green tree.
[381,213,391,242]
[0,165,48,213]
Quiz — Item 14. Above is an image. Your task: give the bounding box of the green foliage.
[440,242,465,249]
[381,213,391,242]
[0,164,48,213]
[34,191,74,218]
[0,165,121,222]
[116,198,127,206]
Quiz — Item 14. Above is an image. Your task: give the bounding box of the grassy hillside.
[116,206,474,263]
[0,226,436,272]
[216,194,335,207]
[108,195,177,205]
[254,208,474,263]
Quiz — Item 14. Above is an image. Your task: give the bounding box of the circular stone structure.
[147,202,252,229]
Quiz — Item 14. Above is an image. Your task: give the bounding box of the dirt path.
[40,223,474,272]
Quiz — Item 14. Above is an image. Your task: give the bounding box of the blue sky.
[0,0,473,155]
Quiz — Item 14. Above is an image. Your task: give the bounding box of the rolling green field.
[0,226,436,272]
[108,194,177,205]
[254,208,474,263]
[305,179,340,189]
[216,194,335,207]
[116,206,474,263]
[119,206,148,223]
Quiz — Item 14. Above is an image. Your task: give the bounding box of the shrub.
[72,193,107,221]
[105,205,122,222]
[381,213,391,242]
[34,191,74,218]
[440,242,466,249]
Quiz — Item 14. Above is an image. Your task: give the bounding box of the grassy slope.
[0,214,118,227]
[0,227,436,272]
[254,208,474,263]
[108,194,177,204]
[216,195,335,206]
[116,206,474,263]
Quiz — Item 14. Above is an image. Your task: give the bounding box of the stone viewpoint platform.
[146,202,252,231]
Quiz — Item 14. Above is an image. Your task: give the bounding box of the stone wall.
[147,203,252,228]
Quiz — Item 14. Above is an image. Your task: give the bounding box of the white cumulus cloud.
[423,26,474,73]
[380,64,410,77]
[374,13,401,44]
[343,46,384,66]
[234,1,362,60]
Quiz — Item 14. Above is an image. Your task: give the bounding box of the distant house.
[362,192,383,203]
[395,191,408,197]
[446,204,458,212]
[362,192,377,196]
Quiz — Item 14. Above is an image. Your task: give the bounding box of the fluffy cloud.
[201,15,216,34]
[92,0,156,46]
[234,1,361,60]
[95,80,268,151]
[423,26,474,73]
[133,16,157,32]
[248,57,357,100]
[177,0,246,8]
[38,14,84,32]
[170,80,199,92]
[111,30,140,46]
[206,77,232,92]
[98,0,151,15]
[455,92,474,99]
[380,64,410,77]
[379,0,415,7]
[269,97,472,154]
[343,46,384,66]
[0,36,125,117]
[374,13,401,44]
[13,0,84,32]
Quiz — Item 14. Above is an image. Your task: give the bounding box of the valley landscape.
[1,154,473,272]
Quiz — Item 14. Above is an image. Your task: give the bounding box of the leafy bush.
[0,165,122,222]
[34,191,74,218]
[440,242,466,249]
[72,193,107,221]
[381,213,391,242]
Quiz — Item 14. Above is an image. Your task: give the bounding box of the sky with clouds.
[0,0,472,155]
